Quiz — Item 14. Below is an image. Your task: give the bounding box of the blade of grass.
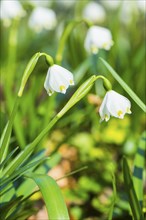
[0,157,49,190]
[0,146,19,170]
[26,174,70,220]
[123,157,144,220]
[108,173,117,220]
[0,196,23,219]
[100,58,146,112]
[2,116,58,177]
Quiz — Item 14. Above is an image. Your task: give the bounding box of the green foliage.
[123,157,144,220]
[26,174,70,219]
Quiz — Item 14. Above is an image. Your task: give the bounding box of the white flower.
[83,2,106,23]
[120,1,138,24]
[101,0,121,10]
[0,0,25,26]
[84,26,114,54]
[99,90,131,122]
[28,7,57,32]
[137,0,146,12]
[44,65,74,96]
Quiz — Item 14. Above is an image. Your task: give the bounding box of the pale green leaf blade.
[0,157,48,189]
[133,131,145,207]
[0,146,19,170]
[26,174,70,220]
[74,58,90,83]
[123,157,144,220]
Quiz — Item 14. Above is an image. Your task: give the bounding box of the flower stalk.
[18,52,54,97]
[57,75,111,118]
[55,19,92,64]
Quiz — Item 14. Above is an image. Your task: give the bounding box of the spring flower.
[99,90,131,122]
[28,7,57,32]
[0,0,25,26]
[84,26,114,54]
[101,0,121,10]
[120,1,138,24]
[83,2,106,23]
[137,0,146,12]
[44,65,74,96]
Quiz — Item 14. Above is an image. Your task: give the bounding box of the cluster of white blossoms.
[0,0,131,122]
[44,64,131,122]
[84,26,114,54]
[43,4,131,122]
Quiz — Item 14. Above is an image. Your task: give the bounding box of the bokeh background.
[0,0,145,219]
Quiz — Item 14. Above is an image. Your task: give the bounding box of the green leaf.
[133,131,145,207]
[0,157,49,190]
[2,116,58,177]
[0,196,23,219]
[74,58,90,83]
[100,58,146,112]
[26,174,70,220]
[123,157,144,220]
[0,97,20,164]
[0,146,19,170]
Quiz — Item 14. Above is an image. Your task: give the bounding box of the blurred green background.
[0,0,145,219]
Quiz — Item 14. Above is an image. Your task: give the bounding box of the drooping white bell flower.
[99,90,131,122]
[84,26,114,54]
[0,0,25,26]
[83,2,106,23]
[28,7,57,32]
[44,64,74,96]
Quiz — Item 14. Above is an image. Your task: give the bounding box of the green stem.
[57,166,88,181]
[57,75,112,118]
[7,18,19,85]
[55,19,92,64]
[40,52,54,66]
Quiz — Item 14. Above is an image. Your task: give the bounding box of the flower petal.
[84,26,113,54]
[44,64,74,95]
[99,90,131,122]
